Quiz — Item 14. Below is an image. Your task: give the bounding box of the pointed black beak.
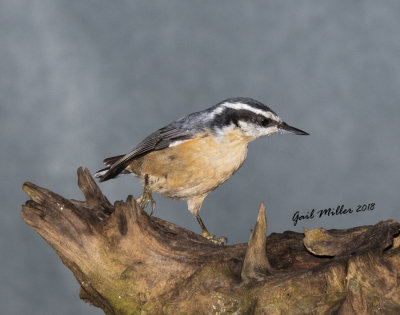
[278,121,309,135]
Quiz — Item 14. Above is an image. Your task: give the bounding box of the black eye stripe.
[210,108,273,130]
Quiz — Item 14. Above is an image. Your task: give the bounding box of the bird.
[95,97,309,244]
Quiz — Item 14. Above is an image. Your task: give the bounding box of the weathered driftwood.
[21,168,400,314]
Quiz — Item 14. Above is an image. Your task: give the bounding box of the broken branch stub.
[241,203,273,281]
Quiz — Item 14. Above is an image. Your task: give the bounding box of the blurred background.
[1,1,400,313]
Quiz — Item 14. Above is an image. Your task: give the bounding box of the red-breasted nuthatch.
[95,97,308,244]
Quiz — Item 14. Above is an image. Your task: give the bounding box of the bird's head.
[206,97,309,141]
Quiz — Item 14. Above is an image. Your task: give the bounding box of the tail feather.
[94,167,110,178]
[95,154,131,181]
[103,155,125,166]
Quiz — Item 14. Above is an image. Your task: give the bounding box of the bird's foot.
[202,231,228,246]
[136,187,156,215]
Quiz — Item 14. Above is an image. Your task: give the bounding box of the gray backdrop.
[2,1,399,314]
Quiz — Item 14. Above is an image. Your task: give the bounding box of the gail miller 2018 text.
[292,203,375,227]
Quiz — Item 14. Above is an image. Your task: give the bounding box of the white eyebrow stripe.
[210,101,280,121]
[223,102,268,116]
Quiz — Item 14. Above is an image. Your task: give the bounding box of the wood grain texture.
[21,168,400,314]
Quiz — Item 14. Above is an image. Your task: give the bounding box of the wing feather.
[97,125,196,182]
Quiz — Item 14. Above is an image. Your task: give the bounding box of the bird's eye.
[261,118,270,127]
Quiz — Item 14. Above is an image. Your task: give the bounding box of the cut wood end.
[303,228,336,256]
[304,227,331,242]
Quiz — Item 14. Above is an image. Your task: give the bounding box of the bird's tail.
[95,154,128,181]
[94,167,110,179]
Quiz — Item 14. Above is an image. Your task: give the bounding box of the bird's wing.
[97,124,197,181]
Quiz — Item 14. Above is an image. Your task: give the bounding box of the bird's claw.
[136,189,156,216]
[202,232,228,245]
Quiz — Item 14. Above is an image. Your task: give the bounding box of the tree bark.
[21,168,400,314]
